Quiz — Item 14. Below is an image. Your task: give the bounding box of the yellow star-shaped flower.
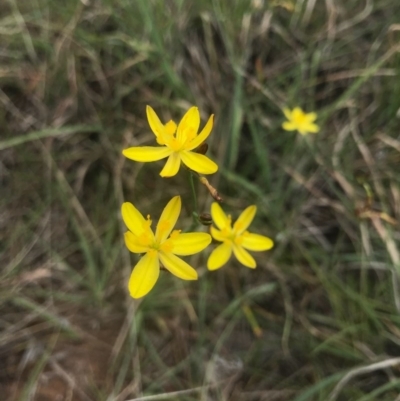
[207,203,274,270]
[282,107,319,135]
[123,106,218,177]
[122,196,212,298]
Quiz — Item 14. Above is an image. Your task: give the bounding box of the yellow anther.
[143,215,152,229]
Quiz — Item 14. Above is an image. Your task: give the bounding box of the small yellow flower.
[123,106,218,177]
[207,203,274,270]
[122,196,212,298]
[282,107,319,135]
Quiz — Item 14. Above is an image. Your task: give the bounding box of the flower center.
[157,120,178,146]
[155,115,202,153]
[234,236,243,246]
[169,139,183,152]
[159,229,181,253]
[147,249,158,257]
[293,112,307,125]
[138,232,153,247]
[219,215,238,242]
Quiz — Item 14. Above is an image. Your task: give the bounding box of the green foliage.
[1,0,400,400]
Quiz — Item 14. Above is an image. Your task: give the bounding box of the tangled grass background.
[1,0,400,400]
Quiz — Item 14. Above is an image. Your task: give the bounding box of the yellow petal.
[155,196,181,243]
[207,242,232,270]
[159,251,198,280]
[210,226,226,242]
[186,114,214,151]
[283,108,292,120]
[305,112,317,122]
[121,202,146,236]
[159,153,181,177]
[165,120,177,135]
[146,105,165,140]
[232,244,256,268]
[233,205,256,234]
[180,151,218,174]
[305,123,320,133]
[176,107,199,143]
[128,252,160,298]
[292,107,304,119]
[282,122,296,131]
[123,146,172,162]
[211,202,230,230]
[171,232,211,255]
[241,233,274,251]
[124,231,149,253]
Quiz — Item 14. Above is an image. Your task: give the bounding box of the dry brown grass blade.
[377,132,400,153]
[327,357,400,401]
[282,164,346,214]
[370,217,400,312]
[38,143,102,251]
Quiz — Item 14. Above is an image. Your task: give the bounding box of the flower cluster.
[120,105,321,298]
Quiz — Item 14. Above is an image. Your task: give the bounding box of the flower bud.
[195,143,208,155]
[198,213,213,226]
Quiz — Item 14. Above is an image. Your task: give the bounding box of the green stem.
[189,171,199,227]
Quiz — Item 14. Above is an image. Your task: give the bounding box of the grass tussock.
[1,0,400,400]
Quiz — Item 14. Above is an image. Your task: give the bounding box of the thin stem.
[228,268,262,338]
[189,171,199,227]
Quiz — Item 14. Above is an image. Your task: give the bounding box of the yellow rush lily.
[123,106,218,177]
[282,107,320,135]
[207,203,274,270]
[122,196,211,298]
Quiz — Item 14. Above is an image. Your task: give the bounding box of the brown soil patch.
[2,312,124,401]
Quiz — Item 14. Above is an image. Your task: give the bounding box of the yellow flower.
[282,107,319,135]
[123,106,218,177]
[122,196,212,298]
[207,203,274,270]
